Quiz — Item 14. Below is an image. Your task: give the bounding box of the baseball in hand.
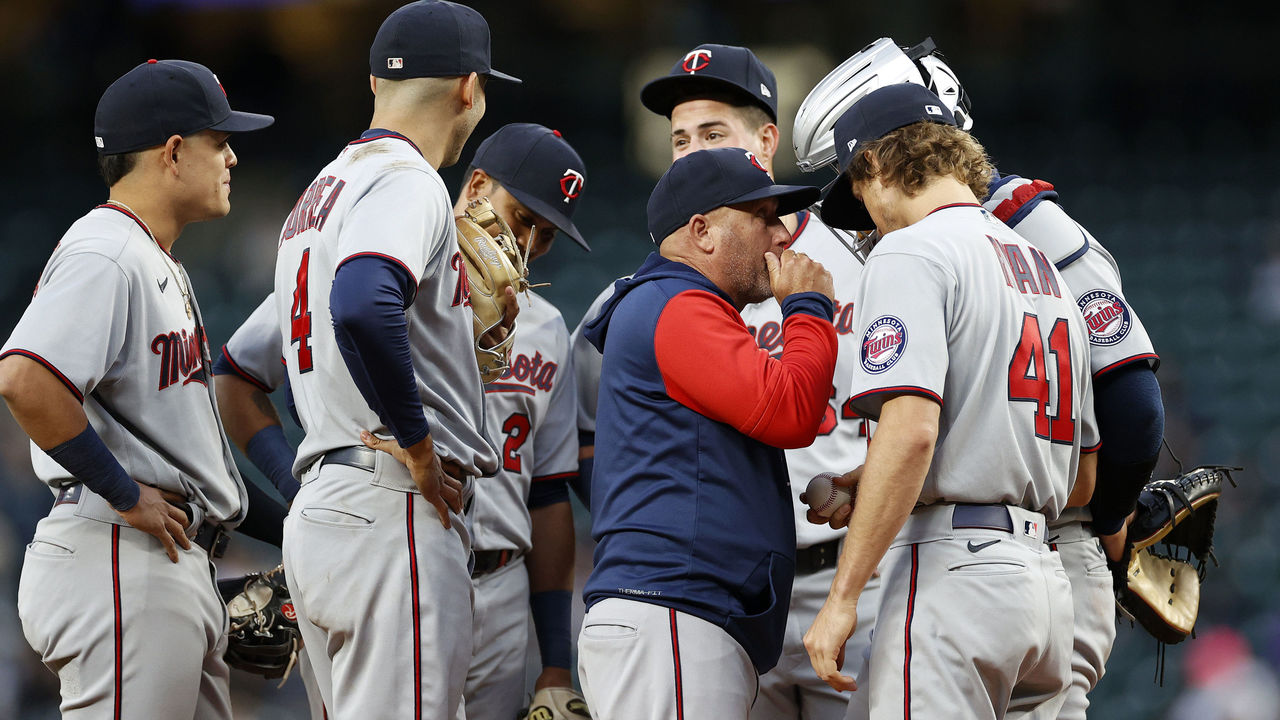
[805,472,852,518]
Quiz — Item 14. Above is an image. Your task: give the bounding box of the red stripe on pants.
[669,609,684,720]
[112,525,122,720]
[904,543,919,720]
[406,494,422,720]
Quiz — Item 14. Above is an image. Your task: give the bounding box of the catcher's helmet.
[793,37,973,174]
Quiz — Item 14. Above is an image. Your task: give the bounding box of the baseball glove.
[456,197,531,383]
[1111,465,1239,644]
[517,687,593,720]
[224,564,301,683]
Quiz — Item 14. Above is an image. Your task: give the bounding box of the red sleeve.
[654,290,837,448]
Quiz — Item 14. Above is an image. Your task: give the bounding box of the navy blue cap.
[370,1,519,83]
[647,147,818,244]
[641,44,777,122]
[94,59,274,155]
[471,123,589,250]
[820,83,958,230]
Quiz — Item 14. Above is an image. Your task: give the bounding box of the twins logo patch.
[281,603,297,622]
[860,315,907,374]
[1077,289,1131,346]
[682,48,712,73]
[560,169,584,203]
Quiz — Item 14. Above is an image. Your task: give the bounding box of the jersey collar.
[349,128,423,157]
[926,202,984,217]
[94,203,179,262]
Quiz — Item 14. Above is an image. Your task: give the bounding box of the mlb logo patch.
[860,316,907,374]
[1023,520,1039,538]
[925,104,943,116]
[387,57,404,69]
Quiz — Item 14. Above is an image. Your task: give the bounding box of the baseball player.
[216,123,590,719]
[0,59,271,717]
[272,2,517,717]
[791,38,1165,718]
[578,147,836,719]
[639,43,878,720]
[803,84,1098,719]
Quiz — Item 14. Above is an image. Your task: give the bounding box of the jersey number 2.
[1007,313,1074,444]
[290,249,314,373]
[502,413,531,473]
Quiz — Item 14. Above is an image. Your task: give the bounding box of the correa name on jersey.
[747,298,856,358]
[485,350,558,395]
[1076,289,1132,346]
[279,175,346,245]
[151,326,209,390]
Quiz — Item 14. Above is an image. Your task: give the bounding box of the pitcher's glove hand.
[1111,465,1239,643]
[517,687,593,720]
[456,197,531,383]
[224,564,301,682]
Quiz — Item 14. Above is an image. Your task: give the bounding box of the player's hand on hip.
[361,431,463,528]
[804,599,860,693]
[766,248,835,304]
[115,483,192,563]
[803,465,862,529]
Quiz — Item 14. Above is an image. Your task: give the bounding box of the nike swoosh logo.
[967,539,1000,553]
[157,277,168,293]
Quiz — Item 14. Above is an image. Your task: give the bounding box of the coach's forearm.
[829,395,938,604]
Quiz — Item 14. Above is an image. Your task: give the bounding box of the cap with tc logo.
[470,123,589,250]
[641,44,778,122]
[820,82,958,230]
[94,59,274,155]
[646,147,818,244]
[370,0,520,83]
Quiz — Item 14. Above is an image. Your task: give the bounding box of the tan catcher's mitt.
[1111,465,1239,644]
[455,197,530,383]
[518,687,593,720]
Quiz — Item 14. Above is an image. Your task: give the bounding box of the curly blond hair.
[846,122,993,200]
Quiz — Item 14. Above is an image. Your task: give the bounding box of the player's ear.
[369,75,377,95]
[758,123,780,164]
[687,214,716,253]
[162,135,183,173]
[459,72,480,110]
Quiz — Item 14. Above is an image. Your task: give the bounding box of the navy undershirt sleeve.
[330,256,430,449]
[236,479,287,548]
[1088,364,1165,534]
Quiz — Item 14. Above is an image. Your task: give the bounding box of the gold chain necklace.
[104,200,193,318]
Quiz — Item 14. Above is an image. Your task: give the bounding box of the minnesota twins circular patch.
[861,316,907,374]
[1077,290,1131,346]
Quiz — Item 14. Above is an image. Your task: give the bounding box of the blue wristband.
[530,590,573,670]
[246,425,300,502]
[45,424,139,511]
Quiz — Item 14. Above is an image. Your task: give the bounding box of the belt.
[951,504,1014,532]
[319,446,475,514]
[795,538,841,575]
[54,484,229,558]
[472,549,521,579]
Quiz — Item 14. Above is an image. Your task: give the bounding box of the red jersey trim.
[95,204,179,262]
[215,344,273,392]
[848,386,943,410]
[532,471,579,483]
[926,202,983,217]
[336,252,421,303]
[484,383,536,396]
[1094,353,1160,378]
[0,349,84,403]
[348,132,423,157]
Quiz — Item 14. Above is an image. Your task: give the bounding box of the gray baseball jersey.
[3,204,247,524]
[848,203,1099,519]
[472,289,578,554]
[273,133,499,479]
[741,211,868,548]
[220,292,285,391]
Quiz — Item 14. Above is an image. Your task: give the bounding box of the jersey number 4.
[290,249,314,373]
[1007,313,1074,444]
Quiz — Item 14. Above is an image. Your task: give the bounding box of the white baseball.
[805,472,852,518]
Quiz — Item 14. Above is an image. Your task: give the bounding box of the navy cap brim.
[486,68,522,84]
[726,183,820,218]
[641,74,775,121]
[819,174,874,231]
[504,185,589,251]
[209,110,275,133]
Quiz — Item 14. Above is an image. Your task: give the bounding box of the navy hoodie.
[582,252,837,672]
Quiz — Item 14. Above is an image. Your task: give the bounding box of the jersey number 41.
[1008,313,1075,444]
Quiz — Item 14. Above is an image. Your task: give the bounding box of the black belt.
[54,484,229,558]
[795,538,841,575]
[951,504,1014,532]
[472,549,520,579]
[320,446,377,472]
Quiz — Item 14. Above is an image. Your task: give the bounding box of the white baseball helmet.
[793,37,973,174]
